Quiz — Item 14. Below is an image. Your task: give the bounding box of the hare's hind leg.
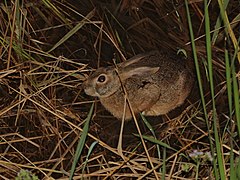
[142,103,175,116]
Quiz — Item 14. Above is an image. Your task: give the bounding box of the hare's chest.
[99,78,161,120]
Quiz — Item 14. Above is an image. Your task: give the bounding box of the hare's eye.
[97,75,106,83]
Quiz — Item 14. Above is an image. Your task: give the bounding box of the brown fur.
[83,51,194,120]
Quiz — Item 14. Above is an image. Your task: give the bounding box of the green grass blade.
[237,157,240,179]
[140,113,165,177]
[140,113,161,158]
[140,113,158,139]
[204,1,226,179]
[133,133,177,151]
[162,147,166,180]
[48,9,95,53]
[81,141,98,179]
[184,0,219,178]
[225,47,236,180]
[217,0,239,57]
[184,0,208,126]
[211,0,229,44]
[232,65,240,136]
[69,103,94,180]
[42,0,69,25]
[231,35,240,136]
[224,48,232,123]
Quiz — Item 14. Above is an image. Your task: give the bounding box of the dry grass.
[0,0,239,179]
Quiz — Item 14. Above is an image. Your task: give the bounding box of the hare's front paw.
[142,109,159,116]
[142,103,175,116]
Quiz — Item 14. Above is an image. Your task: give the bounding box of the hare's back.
[126,51,189,71]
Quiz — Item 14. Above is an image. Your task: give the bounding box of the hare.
[83,51,194,120]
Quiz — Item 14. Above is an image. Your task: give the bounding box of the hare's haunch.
[83,51,194,120]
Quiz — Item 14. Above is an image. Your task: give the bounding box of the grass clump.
[0,0,239,179]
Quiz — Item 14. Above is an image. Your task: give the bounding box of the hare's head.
[83,67,121,98]
[83,62,160,99]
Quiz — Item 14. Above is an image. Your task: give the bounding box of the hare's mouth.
[84,86,99,97]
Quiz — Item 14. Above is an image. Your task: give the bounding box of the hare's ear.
[120,67,159,80]
[119,51,158,68]
[120,54,145,68]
